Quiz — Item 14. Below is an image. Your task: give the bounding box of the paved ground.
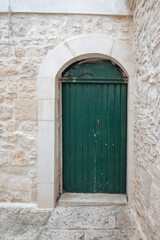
[0,204,139,240]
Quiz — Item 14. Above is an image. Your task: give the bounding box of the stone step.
[46,206,134,230]
[39,229,138,240]
[0,204,140,240]
[39,205,139,240]
[58,193,127,206]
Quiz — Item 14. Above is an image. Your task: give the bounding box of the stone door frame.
[37,35,135,208]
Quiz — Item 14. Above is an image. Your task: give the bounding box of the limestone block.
[6,92,18,100]
[0,151,8,166]
[21,136,36,149]
[0,175,9,188]
[0,66,18,77]
[0,95,4,103]
[21,122,37,131]
[0,46,11,57]
[9,177,30,192]
[20,62,37,78]
[1,143,15,150]
[5,121,18,132]
[5,105,13,113]
[14,98,38,120]
[15,45,26,57]
[3,134,17,143]
[7,81,18,92]
[0,113,12,121]
[0,190,8,202]
[0,122,3,133]
[8,190,30,202]
[10,150,29,166]
[29,150,38,160]
[27,47,41,58]
[0,105,3,114]
[19,81,36,92]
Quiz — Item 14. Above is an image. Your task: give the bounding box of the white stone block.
[38,100,55,121]
[38,121,55,183]
[128,92,135,111]
[38,183,55,208]
[111,40,134,77]
[39,43,74,78]
[37,77,55,100]
[66,35,113,58]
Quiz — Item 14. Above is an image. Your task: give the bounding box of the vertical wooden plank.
[101,84,108,193]
[114,84,121,193]
[62,83,70,192]
[95,83,102,192]
[82,84,89,192]
[76,83,83,192]
[107,84,115,193]
[120,84,127,193]
[88,84,96,192]
[69,83,77,192]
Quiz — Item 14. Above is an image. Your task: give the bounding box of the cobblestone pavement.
[0,205,140,240]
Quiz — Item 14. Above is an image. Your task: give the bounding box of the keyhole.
[97,120,100,128]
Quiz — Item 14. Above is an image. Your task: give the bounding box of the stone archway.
[37,35,135,208]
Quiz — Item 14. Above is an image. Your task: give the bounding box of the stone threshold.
[58,193,127,206]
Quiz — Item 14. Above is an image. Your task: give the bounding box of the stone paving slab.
[0,205,139,240]
[0,224,43,240]
[47,206,135,230]
[39,229,139,240]
[48,206,116,229]
[0,207,51,240]
[0,207,51,226]
[39,229,130,240]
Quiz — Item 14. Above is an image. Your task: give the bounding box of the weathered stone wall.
[0,14,133,203]
[133,0,160,239]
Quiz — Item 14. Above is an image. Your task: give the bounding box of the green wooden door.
[62,60,127,194]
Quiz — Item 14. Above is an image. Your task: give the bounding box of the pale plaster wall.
[133,0,160,239]
[0,13,133,203]
[0,0,131,15]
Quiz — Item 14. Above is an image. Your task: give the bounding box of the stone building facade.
[0,1,133,204]
[0,0,159,239]
[132,0,160,239]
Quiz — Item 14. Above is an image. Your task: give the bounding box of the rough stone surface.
[14,99,38,121]
[0,206,51,240]
[0,205,139,240]
[133,0,160,239]
[0,13,132,203]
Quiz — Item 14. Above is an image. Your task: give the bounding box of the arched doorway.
[37,35,135,208]
[61,59,127,194]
